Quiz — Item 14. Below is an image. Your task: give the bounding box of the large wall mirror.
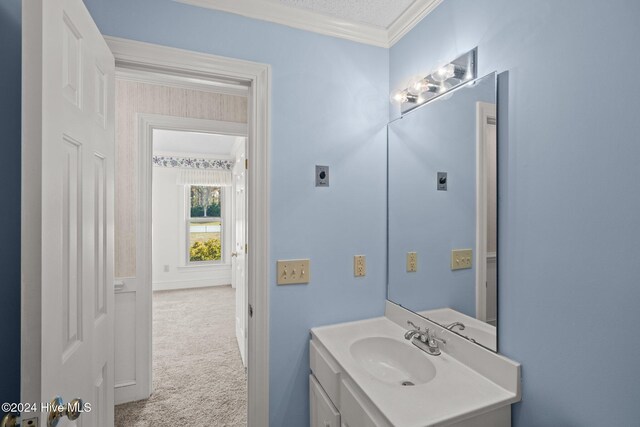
[387,73,498,351]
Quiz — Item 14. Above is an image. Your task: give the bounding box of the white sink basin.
[349,337,436,386]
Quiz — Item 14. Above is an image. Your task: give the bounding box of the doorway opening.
[475,101,497,328]
[106,36,270,425]
[115,126,248,425]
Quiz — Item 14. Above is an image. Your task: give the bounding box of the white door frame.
[475,101,496,323]
[107,37,271,425]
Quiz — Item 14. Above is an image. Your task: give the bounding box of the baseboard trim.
[153,279,231,291]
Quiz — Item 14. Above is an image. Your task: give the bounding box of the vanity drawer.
[310,375,341,427]
[310,340,341,407]
[339,377,390,427]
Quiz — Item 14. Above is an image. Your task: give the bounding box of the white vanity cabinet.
[310,339,390,427]
[309,310,521,427]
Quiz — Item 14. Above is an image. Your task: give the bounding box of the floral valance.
[152,155,233,171]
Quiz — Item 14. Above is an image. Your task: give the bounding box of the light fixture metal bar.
[399,48,477,114]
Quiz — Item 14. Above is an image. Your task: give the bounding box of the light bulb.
[390,89,408,104]
[413,78,430,94]
[403,75,420,95]
[432,64,455,83]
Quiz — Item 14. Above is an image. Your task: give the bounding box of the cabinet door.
[310,375,340,427]
[340,378,390,427]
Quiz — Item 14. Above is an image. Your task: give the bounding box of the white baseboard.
[152,278,231,291]
[115,381,147,405]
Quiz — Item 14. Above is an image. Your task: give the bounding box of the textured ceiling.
[274,0,416,28]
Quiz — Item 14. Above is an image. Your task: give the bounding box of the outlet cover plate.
[277,259,310,285]
[451,249,472,270]
[406,252,417,272]
[354,255,366,277]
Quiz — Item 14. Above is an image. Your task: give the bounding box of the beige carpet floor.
[115,286,247,427]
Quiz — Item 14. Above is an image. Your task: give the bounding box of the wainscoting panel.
[114,277,140,404]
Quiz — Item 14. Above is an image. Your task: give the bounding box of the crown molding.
[176,0,389,47]
[175,0,443,48]
[388,0,444,47]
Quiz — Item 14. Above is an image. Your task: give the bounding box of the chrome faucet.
[404,321,423,340]
[404,321,446,356]
[444,321,466,332]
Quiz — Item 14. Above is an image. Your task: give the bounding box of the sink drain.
[401,381,415,386]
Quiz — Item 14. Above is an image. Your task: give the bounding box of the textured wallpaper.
[115,80,247,277]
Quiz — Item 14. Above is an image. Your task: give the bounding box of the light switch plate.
[437,172,447,191]
[277,259,310,285]
[451,249,472,270]
[315,165,329,187]
[406,252,417,272]
[354,255,366,277]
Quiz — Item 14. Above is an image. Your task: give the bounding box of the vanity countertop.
[311,316,519,427]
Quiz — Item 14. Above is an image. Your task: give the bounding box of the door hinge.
[248,304,254,317]
[245,243,248,254]
[245,158,248,170]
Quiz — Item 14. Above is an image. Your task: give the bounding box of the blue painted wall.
[391,0,640,425]
[82,1,389,425]
[6,1,640,425]
[0,0,21,410]
[388,75,495,317]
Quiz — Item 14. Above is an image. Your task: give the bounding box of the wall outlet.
[354,255,366,277]
[163,264,170,272]
[277,259,310,285]
[406,252,417,272]
[451,249,472,270]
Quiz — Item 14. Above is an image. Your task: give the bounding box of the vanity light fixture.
[391,48,477,114]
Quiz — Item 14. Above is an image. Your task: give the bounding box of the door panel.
[22,0,115,425]
[233,140,248,367]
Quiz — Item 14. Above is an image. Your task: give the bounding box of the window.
[187,185,222,263]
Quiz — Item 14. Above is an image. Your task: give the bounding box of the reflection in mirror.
[387,73,498,351]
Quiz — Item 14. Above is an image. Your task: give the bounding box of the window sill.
[177,263,231,271]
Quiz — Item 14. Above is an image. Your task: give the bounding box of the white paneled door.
[22,0,115,425]
[232,140,248,367]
